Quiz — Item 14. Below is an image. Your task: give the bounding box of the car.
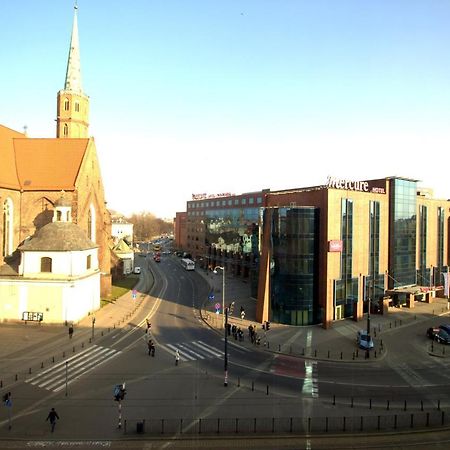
[357,330,374,350]
[439,324,450,335]
[431,327,450,344]
[153,255,160,262]
[427,327,440,339]
[133,266,141,274]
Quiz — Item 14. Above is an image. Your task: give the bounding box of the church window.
[87,254,91,269]
[2,198,13,257]
[75,102,80,112]
[41,257,52,273]
[88,205,96,242]
[63,124,68,137]
[64,99,69,111]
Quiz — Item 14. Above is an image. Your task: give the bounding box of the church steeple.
[56,2,90,139]
[64,2,83,93]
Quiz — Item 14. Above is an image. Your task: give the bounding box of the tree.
[127,212,173,241]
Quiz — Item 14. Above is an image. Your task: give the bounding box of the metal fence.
[123,410,448,436]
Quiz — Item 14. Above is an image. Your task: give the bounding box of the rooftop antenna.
[23,125,28,136]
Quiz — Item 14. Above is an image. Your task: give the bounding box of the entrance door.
[335,305,343,320]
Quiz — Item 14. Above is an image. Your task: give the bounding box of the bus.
[153,244,161,252]
[181,258,195,271]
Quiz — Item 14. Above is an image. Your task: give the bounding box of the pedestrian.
[146,319,151,334]
[241,310,245,320]
[175,349,180,366]
[68,325,74,339]
[147,339,153,356]
[46,407,59,432]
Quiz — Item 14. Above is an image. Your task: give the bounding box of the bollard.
[82,342,84,348]
[390,322,392,329]
[356,349,359,358]
[272,417,275,433]
[254,418,257,433]
[360,416,363,431]
[302,348,305,356]
[352,352,355,360]
[266,385,269,395]
[63,351,65,357]
[421,400,423,411]
[290,417,293,433]
[41,362,44,368]
[394,414,397,429]
[340,352,343,360]
[375,350,377,358]
[101,331,104,336]
[369,399,372,409]
[387,400,390,410]
[404,400,407,411]
[278,344,281,352]
[333,395,336,406]
[237,377,240,387]
[89,338,92,343]
[15,374,18,381]
[438,399,441,410]
[378,415,381,430]
[161,419,164,435]
[442,411,445,426]
[308,417,311,433]
[314,349,317,357]
[325,417,329,432]
[73,346,75,353]
[0,380,2,388]
[52,356,55,363]
[29,367,31,374]
[410,413,414,428]
[252,381,254,391]
[343,416,346,432]
[351,397,353,408]
[426,412,430,427]
[399,319,402,325]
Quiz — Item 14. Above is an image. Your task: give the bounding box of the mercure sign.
[326,176,385,194]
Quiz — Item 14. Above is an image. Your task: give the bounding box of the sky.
[2,1,450,219]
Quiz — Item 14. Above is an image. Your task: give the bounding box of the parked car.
[435,328,450,344]
[154,255,160,263]
[439,324,450,335]
[357,330,374,350]
[133,266,141,274]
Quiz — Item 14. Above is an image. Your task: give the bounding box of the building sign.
[192,192,233,200]
[22,311,43,321]
[328,240,343,252]
[326,176,385,194]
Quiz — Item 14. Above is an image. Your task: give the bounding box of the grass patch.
[102,276,138,304]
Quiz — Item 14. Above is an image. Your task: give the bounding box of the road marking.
[302,360,319,398]
[25,345,120,392]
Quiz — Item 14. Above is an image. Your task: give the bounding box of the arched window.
[2,198,13,257]
[41,257,52,273]
[63,124,68,137]
[87,254,91,269]
[75,102,80,112]
[64,99,70,111]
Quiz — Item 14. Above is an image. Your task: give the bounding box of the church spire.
[56,2,89,138]
[64,2,83,93]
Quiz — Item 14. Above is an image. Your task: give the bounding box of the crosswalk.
[25,345,120,392]
[163,340,249,362]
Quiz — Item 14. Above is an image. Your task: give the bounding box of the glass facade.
[435,207,446,286]
[204,208,259,254]
[417,205,429,285]
[335,199,358,318]
[389,179,417,287]
[269,207,320,325]
[365,201,384,305]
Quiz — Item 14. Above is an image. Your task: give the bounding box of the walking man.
[46,407,59,432]
[68,325,74,339]
[146,319,151,333]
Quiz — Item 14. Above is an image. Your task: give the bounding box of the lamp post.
[223,301,234,387]
[213,266,225,328]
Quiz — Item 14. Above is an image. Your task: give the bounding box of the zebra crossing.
[302,360,319,398]
[164,340,248,362]
[25,345,120,392]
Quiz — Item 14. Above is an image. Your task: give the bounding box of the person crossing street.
[46,408,59,432]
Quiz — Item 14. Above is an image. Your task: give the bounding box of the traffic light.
[266,321,270,331]
[229,302,235,314]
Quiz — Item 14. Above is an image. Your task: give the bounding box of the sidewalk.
[198,267,450,362]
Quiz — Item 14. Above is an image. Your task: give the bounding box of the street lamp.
[213,266,225,328]
[223,301,234,387]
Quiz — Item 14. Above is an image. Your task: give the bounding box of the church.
[0,5,112,322]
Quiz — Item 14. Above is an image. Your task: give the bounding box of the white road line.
[177,343,206,359]
[191,341,223,357]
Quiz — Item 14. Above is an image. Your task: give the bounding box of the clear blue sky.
[2,0,450,218]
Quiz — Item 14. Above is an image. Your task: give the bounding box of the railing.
[124,410,448,435]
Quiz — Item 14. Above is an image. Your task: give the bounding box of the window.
[242,198,247,205]
[41,257,52,273]
[64,99,69,111]
[2,198,13,257]
[75,102,80,112]
[63,124,68,137]
[87,255,91,270]
[249,198,254,205]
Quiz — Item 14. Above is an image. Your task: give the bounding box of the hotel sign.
[192,192,233,200]
[326,176,385,194]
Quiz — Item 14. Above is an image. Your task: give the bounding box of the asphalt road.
[2,252,450,447]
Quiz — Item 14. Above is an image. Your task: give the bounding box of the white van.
[134,266,141,274]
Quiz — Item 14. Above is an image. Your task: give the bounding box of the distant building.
[175,177,450,328]
[111,214,134,247]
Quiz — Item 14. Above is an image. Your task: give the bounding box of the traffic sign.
[208,292,215,301]
[215,303,221,311]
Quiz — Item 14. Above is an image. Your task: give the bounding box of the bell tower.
[57,3,89,138]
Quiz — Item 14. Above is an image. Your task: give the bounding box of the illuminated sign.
[326,176,385,194]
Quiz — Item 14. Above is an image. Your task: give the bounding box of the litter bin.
[136,421,144,433]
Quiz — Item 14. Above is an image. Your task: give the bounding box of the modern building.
[175,177,450,329]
